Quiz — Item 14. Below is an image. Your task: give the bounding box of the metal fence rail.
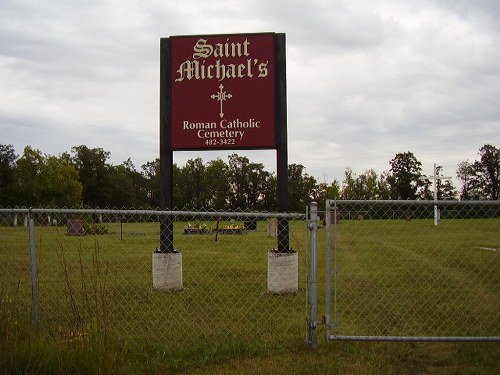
[321,200,500,342]
[0,208,307,353]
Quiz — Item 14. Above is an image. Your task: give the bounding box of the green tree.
[42,153,82,207]
[71,145,111,207]
[15,146,46,206]
[246,161,270,210]
[325,180,342,200]
[308,179,341,208]
[260,173,277,211]
[440,179,457,200]
[226,154,271,210]
[205,158,230,209]
[178,157,210,209]
[456,160,478,200]
[228,153,248,209]
[341,168,389,199]
[457,145,499,200]
[419,177,434,200]
[16,147,81,207]
[171,163,183,209]
[387,151,423,200]
[287,164,317,212]
[0,144,18,207]
[114,158,148,207]
[141,158,161,207]
[377,171,391,199]
[104,164,138,208]
[340,168,357,199]
[435,166,457,200]
[476,144,499,200]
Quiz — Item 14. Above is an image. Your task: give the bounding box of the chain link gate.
[307,200,500,344]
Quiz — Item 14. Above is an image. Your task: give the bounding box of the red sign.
[170,33,276,150]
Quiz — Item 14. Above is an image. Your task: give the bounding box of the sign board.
[160,33,289,252]
[170,33,276,150]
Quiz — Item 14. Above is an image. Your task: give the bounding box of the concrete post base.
[267,251,298,293]
[152,252,183,291]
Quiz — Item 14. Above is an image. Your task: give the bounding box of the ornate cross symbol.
[210,84,232,118]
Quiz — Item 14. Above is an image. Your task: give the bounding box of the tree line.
[0,144,498,211]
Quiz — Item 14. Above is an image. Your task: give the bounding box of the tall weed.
[0,240,120,375]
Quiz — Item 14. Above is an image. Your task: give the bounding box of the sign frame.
[160,33,289,253]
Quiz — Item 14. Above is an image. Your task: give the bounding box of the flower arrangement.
[184,222,209,234]
[218,224,246,234]
[221,224,245,230]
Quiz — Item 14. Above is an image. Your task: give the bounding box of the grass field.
[328,217,500,338]
[1,213,499,374]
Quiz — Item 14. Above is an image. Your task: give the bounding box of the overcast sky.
[1,0,499,187]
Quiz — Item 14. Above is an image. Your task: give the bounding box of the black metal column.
[275,33,290,252]
[159,37,175,253]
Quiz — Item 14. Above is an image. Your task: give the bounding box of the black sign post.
[275,34,290,252]
[159,37,175,253]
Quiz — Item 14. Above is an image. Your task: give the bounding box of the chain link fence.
[0,208,307,355]
[320,200,500,342]
[3,202,498,356]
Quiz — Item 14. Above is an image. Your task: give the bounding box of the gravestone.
[267,218,278,237]
[330,212,341,224]
[244,220,257,231]
[67,220,84,236]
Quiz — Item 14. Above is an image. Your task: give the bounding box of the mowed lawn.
[1,216,499,374]
[327,217,500,338]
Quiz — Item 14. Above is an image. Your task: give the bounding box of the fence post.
[325,200,332,340]
[307,202,318,347]
[28,208,40,327]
